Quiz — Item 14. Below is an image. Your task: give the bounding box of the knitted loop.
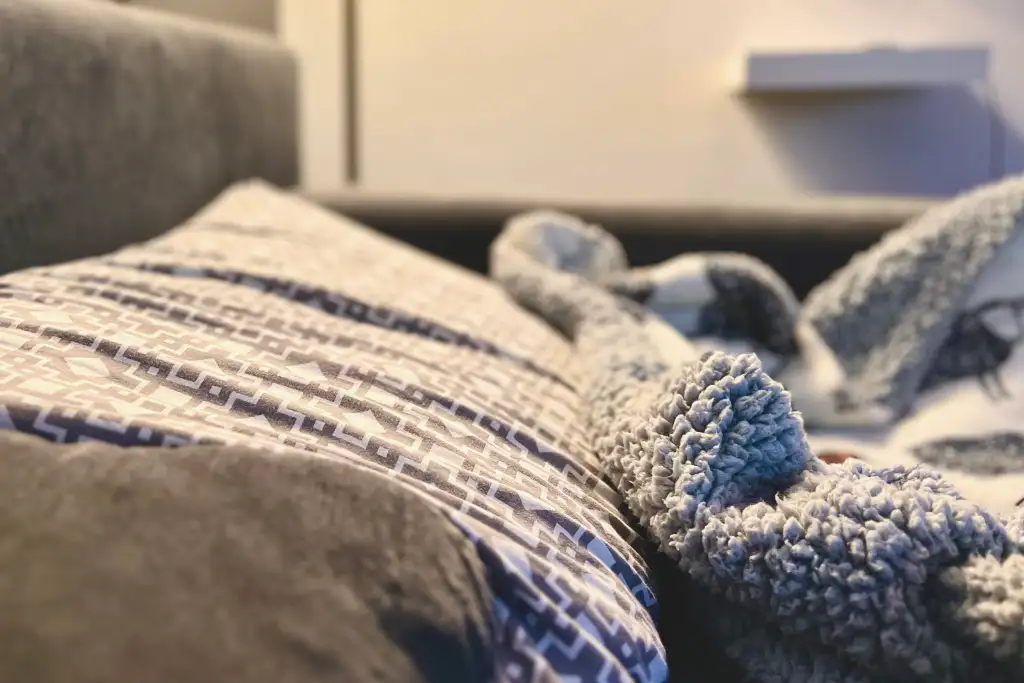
[650,351,809,523]
[494,210,628,280]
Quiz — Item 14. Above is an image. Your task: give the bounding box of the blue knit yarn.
[491,210,1024,683]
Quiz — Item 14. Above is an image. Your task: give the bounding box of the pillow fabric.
[0,431,494,683]
[0,181,666,682]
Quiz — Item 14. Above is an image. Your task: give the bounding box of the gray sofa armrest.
[0,0,298,275]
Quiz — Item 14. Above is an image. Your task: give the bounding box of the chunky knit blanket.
[490,176,1024,682]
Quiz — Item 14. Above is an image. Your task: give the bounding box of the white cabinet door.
[357,1,1004,202]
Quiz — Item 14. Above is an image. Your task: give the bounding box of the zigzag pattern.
[0,183,668,683]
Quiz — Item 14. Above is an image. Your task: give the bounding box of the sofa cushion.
[0,0,297,275]
[0,430,493,683]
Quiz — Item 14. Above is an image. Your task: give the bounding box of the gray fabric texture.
[802,175,1024,418]
[0,0,297,275]
[0,429,494,683]
[0,182,666,682]
[490,209,1024,683]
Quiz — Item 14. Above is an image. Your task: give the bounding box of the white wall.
[357,0,1024,203]
[278,0,347,191]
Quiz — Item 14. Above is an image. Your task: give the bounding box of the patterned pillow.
[0,181,667,682]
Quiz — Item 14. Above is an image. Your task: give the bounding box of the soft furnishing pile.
[490,178,1024,682]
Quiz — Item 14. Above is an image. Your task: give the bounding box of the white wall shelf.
[740,46,990,95]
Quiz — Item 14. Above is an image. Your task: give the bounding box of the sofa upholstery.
[0,0,297,276]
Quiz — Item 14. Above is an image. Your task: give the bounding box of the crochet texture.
[490,209,1024,683]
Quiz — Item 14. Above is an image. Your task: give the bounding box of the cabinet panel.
[358,0,998,202]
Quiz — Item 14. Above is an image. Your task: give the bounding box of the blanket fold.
[803,176,1024,419]
[490,199,1024,682]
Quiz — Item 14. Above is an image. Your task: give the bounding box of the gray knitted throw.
[490,181,1024,682]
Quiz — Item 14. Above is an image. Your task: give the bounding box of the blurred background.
[123,1,1023,205]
